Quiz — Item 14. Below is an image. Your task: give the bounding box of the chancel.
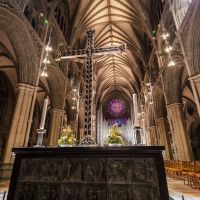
[0,0,200,199]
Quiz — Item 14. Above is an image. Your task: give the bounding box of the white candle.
[133,93,139,127]
[39,98,48,129]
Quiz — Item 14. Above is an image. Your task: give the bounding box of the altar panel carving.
[85,184,106,200]
[132,158,158,183]
[83,159,106,183]
[108,184,132,200]
[8,147,168,200]
[61,183,82,200]
[14,157,160,199]
[15,183,36,200]
[108,159,131,184]
[133,185,160,200]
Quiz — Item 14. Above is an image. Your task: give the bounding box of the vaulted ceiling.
[61,0,161,103]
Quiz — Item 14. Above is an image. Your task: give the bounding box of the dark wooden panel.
[7,146,169,200]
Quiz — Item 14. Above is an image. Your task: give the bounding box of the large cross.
[56,30,126,140]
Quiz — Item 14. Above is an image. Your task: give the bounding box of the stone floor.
[168,178,200,200]
[0,178,200,199]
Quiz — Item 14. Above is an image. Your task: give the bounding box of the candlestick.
[33,129,46,147]
[39,98,48,129]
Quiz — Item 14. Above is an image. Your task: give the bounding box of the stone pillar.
[48,109,64,146]
[155,118,172,160]
[177,32,200,116]
[148,126,158,145]
[68,121,77,134]
[79,128,84,142]
[167,103,193,161]
[3,84,35,163]
[188,75,200,116]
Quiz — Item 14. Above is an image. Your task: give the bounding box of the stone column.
[178,32,200,116]
[3,84,35,163]
[148,126,158,145]
[79,128,84,142]
[155,118,172,160]
[188,75,200,115]
[167,103,193,161]
[48,109,64,146]
[68,121,77,134]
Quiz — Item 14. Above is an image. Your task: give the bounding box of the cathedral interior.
[0,0,200,199]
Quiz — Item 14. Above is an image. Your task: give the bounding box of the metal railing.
[0,191,7,200]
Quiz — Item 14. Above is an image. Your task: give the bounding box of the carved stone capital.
[16,83,36,93]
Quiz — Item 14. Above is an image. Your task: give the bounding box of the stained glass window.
[105,99,128,126]
[108,99,126,116]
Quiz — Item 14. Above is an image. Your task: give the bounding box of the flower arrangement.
[58,125,76,146]
[107,124,126,145]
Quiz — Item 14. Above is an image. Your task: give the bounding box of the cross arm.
[55,49,87,61]
[94,43,126,56]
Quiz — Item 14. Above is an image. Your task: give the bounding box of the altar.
[7,146,169,200]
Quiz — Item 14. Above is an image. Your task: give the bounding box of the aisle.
[168,178,200,200]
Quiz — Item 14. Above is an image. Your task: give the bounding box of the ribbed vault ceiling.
[64,0,154,102]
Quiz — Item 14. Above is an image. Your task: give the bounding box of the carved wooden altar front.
[8,146,169,200]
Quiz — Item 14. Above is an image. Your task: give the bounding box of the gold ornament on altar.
[58,125,76,146]
[107,124,126,145]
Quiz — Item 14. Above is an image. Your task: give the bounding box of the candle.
[39,98,48,129]
[133,93,139,127]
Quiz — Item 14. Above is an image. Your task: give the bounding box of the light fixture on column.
[72,97,76,101]
[45,45,53,52]
[168,58,175,67]
[40,28,52,77]
[72,88,77,92]
[149,100,154,105]
[165,44,172,53]
[162,32,169,40]
[72,105,76,110]
[41,65,48,77]
[162,27,175,67]
[144,82,154,105]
